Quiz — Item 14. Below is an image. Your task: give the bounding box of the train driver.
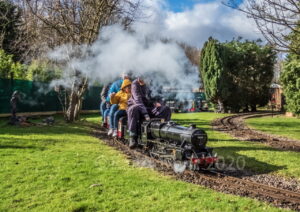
[127,76,171,148]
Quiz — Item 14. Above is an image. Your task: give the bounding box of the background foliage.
[0,49,61,82]
[0,49,26,79]
[281,55,300,116]
[26,60,62,82]
[200,38,276,112]
[281,24,300,116]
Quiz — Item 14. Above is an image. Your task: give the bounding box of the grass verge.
[245,115,300,141]
[0,115,283,211]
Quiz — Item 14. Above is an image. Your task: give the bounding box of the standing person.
[100,83,111,127]
[10,91,20,124]
[127,77,171,148]
[109,79,132,137]
[106,73,129,136]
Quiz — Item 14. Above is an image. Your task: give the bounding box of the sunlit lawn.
[245,115,300,141]
[0,116,282,212]
[172,113,300,179]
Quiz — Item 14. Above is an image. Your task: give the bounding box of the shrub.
[281,57,300,116]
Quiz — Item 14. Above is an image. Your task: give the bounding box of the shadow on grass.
[209,138,238,142]
[172,119,212,132]
[249,121,300,128]
[0,144,46,150]
[0,124,91,137]
[172,119,210,124]
[247,122,300,136]
[0,120,93,150]
[213,146,287,176]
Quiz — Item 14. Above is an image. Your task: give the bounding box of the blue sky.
[166,0,243,12]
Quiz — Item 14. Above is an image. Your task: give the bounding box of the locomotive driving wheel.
[173,160,188,173]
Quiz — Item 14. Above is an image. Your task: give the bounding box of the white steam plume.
[49,24,200,101]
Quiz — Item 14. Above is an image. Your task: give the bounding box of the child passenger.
[109,79,132,137]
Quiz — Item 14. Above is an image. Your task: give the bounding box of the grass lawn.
[0,115,284,212]
[245,115,300,141]
[172,113,300,179]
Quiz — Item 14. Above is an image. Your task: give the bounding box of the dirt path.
[212,112,300,152]
[92,126,300,211]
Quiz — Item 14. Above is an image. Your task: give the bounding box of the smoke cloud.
[49,24,200,101]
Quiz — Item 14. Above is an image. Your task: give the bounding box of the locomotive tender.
[113,117,218,170]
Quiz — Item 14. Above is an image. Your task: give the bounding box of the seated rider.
[127,77,171,148]
[105,73,129,136]
[109,79,132,137]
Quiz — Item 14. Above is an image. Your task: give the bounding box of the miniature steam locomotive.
[110,117,218,170]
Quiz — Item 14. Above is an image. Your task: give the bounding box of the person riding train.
[127,76,171,148]
[108,79,132,137]
[103,73,129,133]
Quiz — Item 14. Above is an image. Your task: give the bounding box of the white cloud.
[134,0,263,47]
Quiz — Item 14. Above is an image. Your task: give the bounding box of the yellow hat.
[121,79,132,90]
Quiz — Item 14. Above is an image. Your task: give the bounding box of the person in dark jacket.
[100,83,112,126]
[10,91,20,124]
[127,77,171,148]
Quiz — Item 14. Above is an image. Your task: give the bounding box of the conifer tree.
[281,23,300,116]
[200,38,276,112]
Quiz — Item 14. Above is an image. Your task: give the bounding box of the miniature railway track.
[220,115,237,130]
[92,127,300,211]
[207,171,300,205]
[213,112,300,152]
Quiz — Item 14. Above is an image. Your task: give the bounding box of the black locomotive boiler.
[114,117,218,170]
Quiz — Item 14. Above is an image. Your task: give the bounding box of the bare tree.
[17,0,141,53]
[178,42,201,66]
[17,0,142,122]
[225,0,300,55]
[161,38,201,66]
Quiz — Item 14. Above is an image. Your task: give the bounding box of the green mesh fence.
[0,78,102,114]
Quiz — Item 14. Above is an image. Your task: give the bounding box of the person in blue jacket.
[105,73,129,135]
